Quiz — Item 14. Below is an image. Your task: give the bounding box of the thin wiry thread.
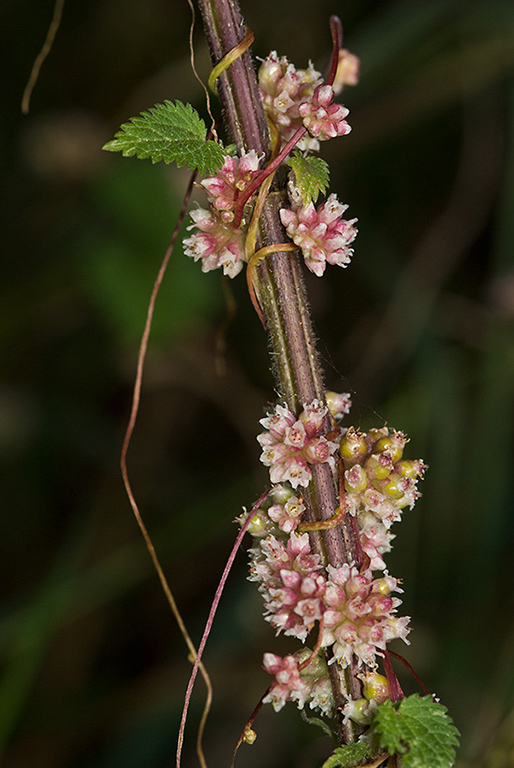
[176,486,273,768]
[185,0,218,141]
[22,0,66,114]
[119,170,211,768]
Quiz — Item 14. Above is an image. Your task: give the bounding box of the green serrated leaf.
[372,695,460,768]
[102,100,226,175]
[322,742,372,768]
[287,150,330,204]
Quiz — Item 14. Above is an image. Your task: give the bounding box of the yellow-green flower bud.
[339,427,367,465]
[243,728,257,744]
[381,474,405,499]
[368,427,389,444]
[365,452,393,480]
[345,464,368,493]
[373,577,394,594]
[395,459,425,478]
[343,698,370,726]
[361,672,389,704]
[247,510,272,536]
[375,434,405,462]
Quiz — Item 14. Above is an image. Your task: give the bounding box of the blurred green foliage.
[2,0,514,766]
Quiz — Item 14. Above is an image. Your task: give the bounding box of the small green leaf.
[372,695,460,768]
[301,710,337,741]
[103,100,225,175]
[322,742,372,768]
[287,150,330,204]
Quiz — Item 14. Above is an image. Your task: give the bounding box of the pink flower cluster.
[242,405,419,717]
[258,52,352,150]
[322,565,410,667]
[340,427,426,569]
[298,84,351,141]
[280,193,357,277]
[183,209,246,278]
[258,51,324,151]
[262,654,310,711]
[257,399,338,488]
[183,151,260,278]
[262,650,334,715]
[199,151,261,225]
[245,487,410,658]
[249,532,326,641]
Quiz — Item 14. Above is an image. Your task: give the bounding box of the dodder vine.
[105,2,460,765]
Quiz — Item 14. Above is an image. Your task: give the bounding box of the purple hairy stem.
[196,0,361,743]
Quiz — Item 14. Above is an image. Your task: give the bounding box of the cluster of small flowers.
[183,50,358,280]
[280,193,358,277]
[258,52,351,150]
[257,399,338,488]
[321,564,410,667]
[243,485,409,713]
[262,649,334,715]
[340,427,426,570]
[244,397,425,718]
[247,507,409,659]
[258,52,358,277]
[258,52,323,151]
[183,150,261,277]
[249,530,326,641]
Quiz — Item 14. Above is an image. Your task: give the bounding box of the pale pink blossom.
[268,494,305,533]
[325,391,352,420]
[183,151,261,278]
[183,207,246,277]
[321,565,409,667]
[262,650,334,715]
[258,52,323,150]
[267,570,326,640]
[258,400,338,488]
[200,151,261,224]
[359,512,392,571]
[249,532,323,589]
[298,84,351,140]
[280,194,357,277]
[249,533,326,641]
[262,654,310,711]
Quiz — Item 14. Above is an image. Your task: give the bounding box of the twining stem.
[196,0,360,743]
[120,169,213,768]
[232,15,343,227]
[208,26,255,93]
[176,486,274,768]
[233,124,307,227]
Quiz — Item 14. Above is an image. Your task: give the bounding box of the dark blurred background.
[2,0,514,766]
